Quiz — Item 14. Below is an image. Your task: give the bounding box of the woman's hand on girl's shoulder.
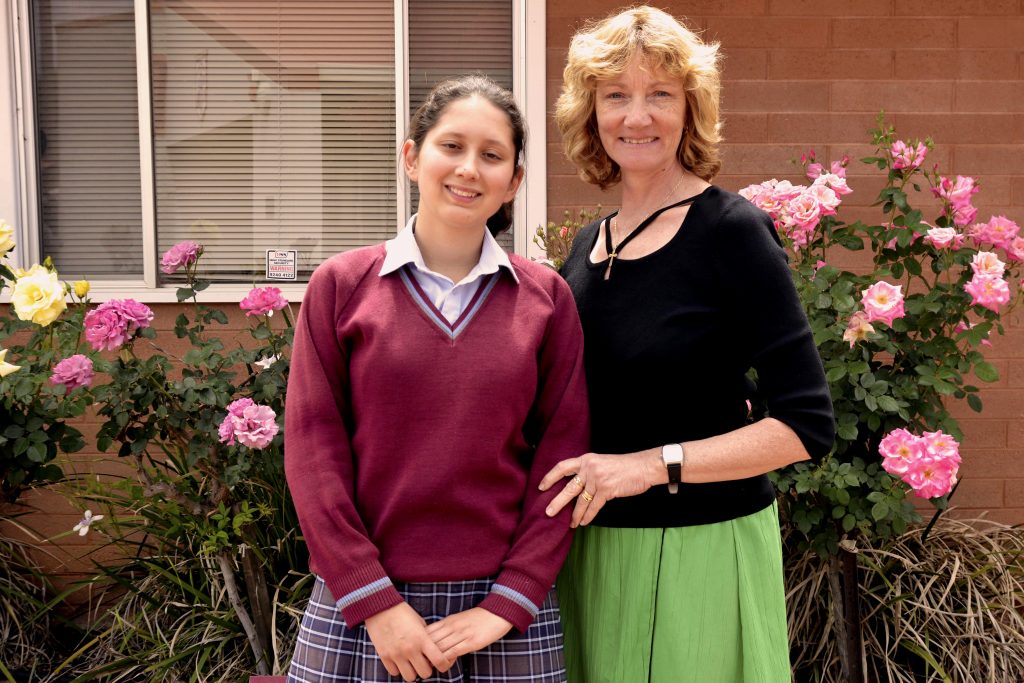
[538,450,665,527]
[426,607,513,659]
[365,602,452,681]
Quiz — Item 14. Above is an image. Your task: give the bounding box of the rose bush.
[738,116,1021,556]
[0,237,306,678]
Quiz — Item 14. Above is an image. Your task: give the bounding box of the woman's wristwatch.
[661,443,684,494]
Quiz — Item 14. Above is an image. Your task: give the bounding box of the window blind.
[408,0,514,249]
[32,0,143,280]
[150,0,396,283]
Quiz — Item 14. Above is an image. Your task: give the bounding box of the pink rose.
[160,241,202,275]
[879,428,923,476]
[50,354,94,391]
[1005,236,1024,262]
[970,251,1006,278]
[953,203,978,227]
[924,227,960,250]
[904,457,957,499]
[806,162,824,180]
[832,157,849,177]
[842,311,875,348]
[83,299,154,352]
[965,273,1011,312]
[974,215,1020,249]
[787,191,822,231]
[813,173,852,196]
[806,183,840,216]
[922,430,962,466]
[891,140,927,170]
[239,287,288,317]
[861,281,905,327]
[84,308,129,352]
[218,398,279,449]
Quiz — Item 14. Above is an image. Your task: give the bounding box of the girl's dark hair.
[408,75,526,236]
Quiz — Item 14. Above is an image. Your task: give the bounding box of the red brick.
[895,49,1020,81]
[831,81,954,113]
[960,419,1010,449]
[546,0,768,18]
[721,113,769,143]
[1007,360,1024,387]
[546,142,578,176]
[705,17,830,49]
[831,18,955,49]
[960,508,1024,525]
[950,388,1024,420]
[961,448,1014,478]
[769,49,893,81]
[954,81,1024,114]
[719,144,815,175]
[948,477,1006,509]
[954,146,1024,176]
[1012,176,1024,205]
[896,0,1019,14]
[720,48,768,79]
[766,113,879,143]
[767,0,893,15]
[891,113,1020,145]
[1004,480,1024,508]
[959,17,1024,48]
[723,80,830,112]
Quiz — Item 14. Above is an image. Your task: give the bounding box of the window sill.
[1,281,309,305]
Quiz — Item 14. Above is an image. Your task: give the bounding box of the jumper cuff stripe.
[490,584,539,617]
[337,577,394,609]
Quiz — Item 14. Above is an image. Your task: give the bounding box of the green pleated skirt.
[557,501,790,683]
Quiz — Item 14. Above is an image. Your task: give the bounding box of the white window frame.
[4,0,545,303]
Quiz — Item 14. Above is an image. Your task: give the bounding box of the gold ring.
[571,475,584,488]
[581,490,594,502]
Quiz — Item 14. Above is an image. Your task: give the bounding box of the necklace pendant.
[604,254,615,280]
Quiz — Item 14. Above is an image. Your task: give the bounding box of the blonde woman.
[539,7,835,681]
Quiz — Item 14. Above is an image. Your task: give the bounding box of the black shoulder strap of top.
[604,192,703,258]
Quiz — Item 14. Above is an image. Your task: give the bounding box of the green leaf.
[842,514,856,532]
[974,361,999,383]
[967,393,983,413]
[876,395,899,412]
[176,287,195,302]
[871,501,890,521]
[826,366,847,382]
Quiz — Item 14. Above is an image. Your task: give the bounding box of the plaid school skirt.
[287,576,566,683]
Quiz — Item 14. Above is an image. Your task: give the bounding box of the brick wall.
[546,0,1024,522]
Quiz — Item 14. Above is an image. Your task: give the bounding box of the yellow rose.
[11,264,46,279]
[0,219,14,254]
[0,349,20,378]
[11,267,67,326]
[74,279,91,297]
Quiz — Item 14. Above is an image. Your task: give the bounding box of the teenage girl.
[285,75,589,683]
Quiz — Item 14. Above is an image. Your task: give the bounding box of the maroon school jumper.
[285,244,590,632]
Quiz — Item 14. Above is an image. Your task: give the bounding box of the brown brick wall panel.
[896,0,1020,15]
[959,16,1024,47]
[720,48,769,80]
[895,50,1021,81]
[954,81,1024,113]
[705,17,830,49]
[723,81,830,113]
[831,18,956,49]
[955,145,1024,175]
[831,81,955,112]
[959,420,1009,449]
[768,0,894,16]
[769,49,894,81]
[721,113,770,142]
[766,112,881,143]
[945,478,1005,508]
[891,113,1021,145]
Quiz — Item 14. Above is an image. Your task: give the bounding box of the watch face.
[662,444,683,464]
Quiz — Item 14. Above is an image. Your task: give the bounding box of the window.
[22,0,542,296]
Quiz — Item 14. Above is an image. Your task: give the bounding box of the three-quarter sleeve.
[715,198,836,461]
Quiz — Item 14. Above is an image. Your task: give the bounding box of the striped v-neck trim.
[398,266,501,340]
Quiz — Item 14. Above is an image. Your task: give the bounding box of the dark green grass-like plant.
[786,516,1024,682]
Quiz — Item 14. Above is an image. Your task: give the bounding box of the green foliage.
[0,288,89,502]
[533,206,602,270]
[768,114,1022,556]
[1,245,306,678]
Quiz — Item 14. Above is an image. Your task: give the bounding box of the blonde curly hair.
[555,6,722,189]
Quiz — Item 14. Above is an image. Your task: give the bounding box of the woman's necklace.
[603,172,686,280]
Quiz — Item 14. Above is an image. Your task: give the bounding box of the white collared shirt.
[380,216,518,324]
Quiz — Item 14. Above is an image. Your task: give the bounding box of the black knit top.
[561,185,836,528]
